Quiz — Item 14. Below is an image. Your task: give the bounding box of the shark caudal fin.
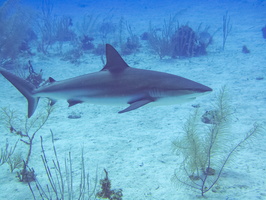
[0,67,39,118]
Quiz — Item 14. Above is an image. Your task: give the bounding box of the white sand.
[0,0,265,199]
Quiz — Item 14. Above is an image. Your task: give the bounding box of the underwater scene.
[0,0,265,199]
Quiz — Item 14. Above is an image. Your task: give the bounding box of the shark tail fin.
[0,68,39,118]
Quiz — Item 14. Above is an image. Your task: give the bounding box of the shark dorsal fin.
[101,44,129,73]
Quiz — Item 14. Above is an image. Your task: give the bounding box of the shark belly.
[34,88,145,106]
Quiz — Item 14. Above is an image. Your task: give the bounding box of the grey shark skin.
[0,44,212,118]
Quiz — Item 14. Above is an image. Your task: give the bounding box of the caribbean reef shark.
[0,44,212,118]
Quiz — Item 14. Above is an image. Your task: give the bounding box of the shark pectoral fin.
[68,100,83,107]
[118,99,153,113]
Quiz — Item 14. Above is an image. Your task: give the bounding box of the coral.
[98,20,116,44]
[148,16,212,59]
[25,60,45,87]
[171,25,207,58]
[93,44,106,56]
[99,21,116,38]
[28,130,98,199]
[140,32,149,40]
[80,35,95,50]
[0,103,53,183]
[120,35,140,55]
[0,139,18,167]
[6,152,23,172]
[36,0,55,54]
[97,169,123,200]
[172,86,263,196]
[148,17,177,59]
[222,12,232,50]
[61,48,83,64]
[0,0,35,60]
[118,20,140,55]
[55,16,76,42]
[17,167,36,182]
[37,2,77,54]
[76,14,99,37]
[201,110,219,124]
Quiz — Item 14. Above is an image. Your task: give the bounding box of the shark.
[0,44,212,118]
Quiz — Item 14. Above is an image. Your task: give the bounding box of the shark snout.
[196,85,212,93]
[186,80,212,93]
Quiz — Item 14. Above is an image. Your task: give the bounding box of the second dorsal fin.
[101,44,129,73]
[48,77,56,83]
